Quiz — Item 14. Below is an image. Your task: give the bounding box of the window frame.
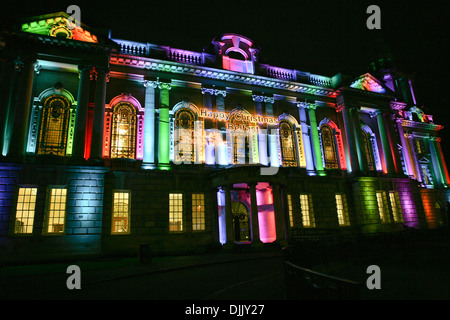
[111,190,131,235]
[169,193,184,232]
[335,193,350,226]
[43,185,68,235]
[13,185,39,235]
[191,193,206,232]
[299,193,315,228]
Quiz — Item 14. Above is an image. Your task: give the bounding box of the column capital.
[252,94,264,103]
[144,77,172,90]
[297,101,316,110]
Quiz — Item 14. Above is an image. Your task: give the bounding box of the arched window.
[37,95,72,156]
[110,102,137,159]
[174,108,196,163]
[279,120,297,167]
[320,125,339,169]
[361,129,376,171]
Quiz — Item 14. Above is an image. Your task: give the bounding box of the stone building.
[0,12,449,263]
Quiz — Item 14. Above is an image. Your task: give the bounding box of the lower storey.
[1,164,449,264]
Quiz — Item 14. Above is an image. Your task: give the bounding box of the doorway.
[231,201,250,242]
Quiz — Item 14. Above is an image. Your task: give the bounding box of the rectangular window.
[192,193,205,231]
[299,194,314,227]
[287,194,294,227]
[335,193,350,226]
[169,193,183,232]
[376,191,389,223]
[389,191,403,222]
[46,187,67,234]
[14,187,38,234]
[112,191,130,234]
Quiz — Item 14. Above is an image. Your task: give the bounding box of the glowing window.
[389,191,403,222]
[279,121,297,167]
[335,193,350,226]
[376,191,389,223]
[169,193,183,232]
[14,187,38,234]
[37,95,71,156]
[287,194,294,227]
[421,165,433,185]
[111,103,137,159]
[362,130,376,171]
[45,187,67,234]
[112,191,130,234]
[174,109,195,163]
[320,125,339,169]
[300,194,314,227]
[192,193,205,231]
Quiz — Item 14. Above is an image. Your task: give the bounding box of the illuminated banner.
[200,109,277,125]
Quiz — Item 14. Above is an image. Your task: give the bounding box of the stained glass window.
[362,130,376,171]
[320,125,339,169]
[174,109,195,163]
[37,95,71,156]
[279,121,297,167]
[111,103,137,159]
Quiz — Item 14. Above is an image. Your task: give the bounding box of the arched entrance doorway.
[231,201,250,242]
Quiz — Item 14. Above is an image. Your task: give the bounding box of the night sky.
[2,0,449,158]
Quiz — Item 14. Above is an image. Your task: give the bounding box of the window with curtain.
[45,187,67,234]
[37,95,71,156]
[320,125,339,169]
[110,102,137,159]
[112,190,131,234]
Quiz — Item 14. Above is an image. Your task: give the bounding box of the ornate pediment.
[20,12,98,43]
[349,73,391,94]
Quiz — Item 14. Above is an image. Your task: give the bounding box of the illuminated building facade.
[1,12,449,262]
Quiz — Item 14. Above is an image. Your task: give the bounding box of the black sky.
[2,0,449,155]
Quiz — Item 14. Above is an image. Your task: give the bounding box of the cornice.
[110,53,338,98]
[402,119,443,131]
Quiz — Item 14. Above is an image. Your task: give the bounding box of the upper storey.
[6,13,439,127]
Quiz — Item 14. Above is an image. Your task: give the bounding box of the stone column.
[306,103,324,174]
[405,134,422,183]
[72,65,92,159]
[249,182,262,245]
[9,57,36,158]
[224,185,234,247]
[90,68,108,160]
[0,57,17,156]
[298,102,314,172]
[374,110,395,174]
[253,95,268,166]
[337,103,359,173]
[428,137,446,187]
[158,81,171,170]
[142,80,157,169]
[271,183,287,245]
[435,137,450,186]
[396,118,414,177]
